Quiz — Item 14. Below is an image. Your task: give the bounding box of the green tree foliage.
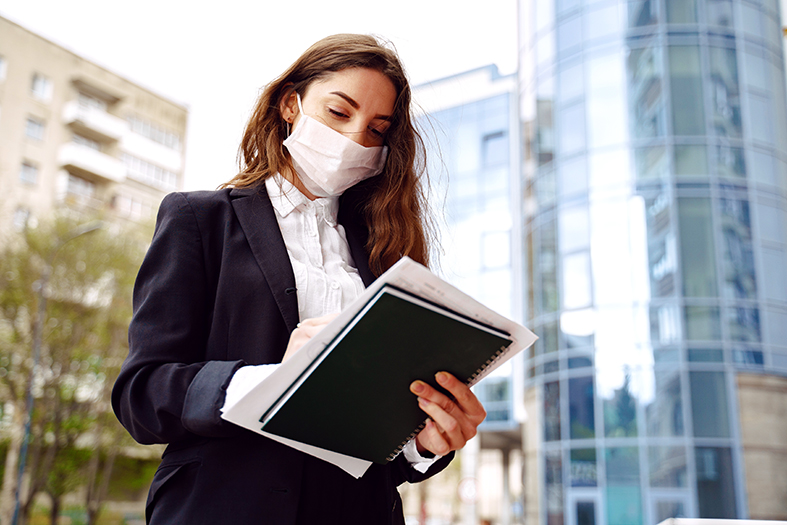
[0,213,151,525]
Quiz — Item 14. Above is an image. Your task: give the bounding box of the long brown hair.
[223,34,432,276]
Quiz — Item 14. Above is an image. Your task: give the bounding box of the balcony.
[62,101,127,142]
[58,143,126,183]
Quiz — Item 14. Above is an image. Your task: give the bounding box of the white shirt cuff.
[403,439,443,473]
[220,364,279,414]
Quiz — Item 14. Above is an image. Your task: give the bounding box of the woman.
[112,34,486,524]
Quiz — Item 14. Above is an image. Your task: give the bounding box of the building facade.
[0,16,187,234]
[518,0,787,524]
[413,65,525,524]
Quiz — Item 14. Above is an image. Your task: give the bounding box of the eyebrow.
[329,91,391,121]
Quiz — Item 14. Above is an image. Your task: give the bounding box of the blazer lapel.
[230,186,300,332]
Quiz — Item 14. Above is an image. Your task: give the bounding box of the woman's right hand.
[282,313,338,362]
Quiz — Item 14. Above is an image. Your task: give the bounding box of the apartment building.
[0,15,187,232]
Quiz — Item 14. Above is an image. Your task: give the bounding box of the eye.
[327,107,349,119]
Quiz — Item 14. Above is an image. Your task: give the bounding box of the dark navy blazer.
[111,184,452,524]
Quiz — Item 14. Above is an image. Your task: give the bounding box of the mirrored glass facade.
[519,0,787,523]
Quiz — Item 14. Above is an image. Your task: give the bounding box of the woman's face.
[284,67,398,149]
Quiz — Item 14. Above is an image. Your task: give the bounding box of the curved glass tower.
[518,0,787,523]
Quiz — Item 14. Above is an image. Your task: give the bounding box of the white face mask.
[283,94,389,198]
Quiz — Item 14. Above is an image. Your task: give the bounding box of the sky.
[0,0,519,191]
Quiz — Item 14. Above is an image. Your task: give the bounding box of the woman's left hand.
[410,372,486,457]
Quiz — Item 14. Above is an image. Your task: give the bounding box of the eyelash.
[327,108,387,137]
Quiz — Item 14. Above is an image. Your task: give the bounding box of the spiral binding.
[385,343,512,462]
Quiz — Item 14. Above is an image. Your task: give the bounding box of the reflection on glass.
[635,146,669,180]
[587,53,628,149]
[696,447,738,518]
[537,99,554,166]
[716,146,746,178]
[688,348,724,362]
[570,376,595,438]
[544,321,559,353]
[606,448,642,525]
[558,155,588,199]
[666,0,697,23]
[559,205,590,252]
[645,190,676,298]
[546,450,564,525]
[630,0,658,26]
[577,502,596,525]
[670,47,705,136]
[538,217,558,314]
[709,47,742,138]
[674,145,708,177]
[570,448,597,486]
[569,355,593,368]
[678,198,718,297]
[561,309,596,348]
[628,46,666,138]
[732,348,764,367]
[545,381,561,441]
[556,0,580,15]
[562,251,593,309]
[557,16,582,56]
[649,446,687,487]
[536,0,555,33]
[603,372,638,437]
[559,61,584,103]
[558,102,586,155]
[727,307,761,342]
[646,369,684,436]
[690,371,730,437]
[585,3,623,42]
[684,305,722,340]
[706,0,733,27]
[719,198,756,299]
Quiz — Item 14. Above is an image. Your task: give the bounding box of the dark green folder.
[260,285,512,464]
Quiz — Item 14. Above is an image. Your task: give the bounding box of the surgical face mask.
[283,94,389,198]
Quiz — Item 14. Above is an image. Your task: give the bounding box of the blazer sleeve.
[111,192,245,444]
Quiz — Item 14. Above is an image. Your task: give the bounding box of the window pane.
[684,306,721,341]
[538,218,559,313]
[727,307,760,342]
[646,369,684,436]
[603,372,638,437]
[577,502,596,525]
[674,145,708,177]
[649,446,688,487]
[688,348,723,362]
[558,102,586,155]
[715,146,746,178]
[656,500,687,521]
[562,251,592,309]
[557,16,582,56]
[690,371,730,437]
[666,0,697,23]
[545,381,561,441]
[669,47,705,136]
[546,450,564,525]
[709,47,742,138]
[719,198,756,299]
[696,447,738,518]
[559,61,583,102]
[558,155,588,199]
[570,448,597,486]
[569,376,595,438]
[559,205,590,253]
[587,53,627,148]
[706,0,733,27]
[678,198,718,297]
[635,146,669,180]
[629,47,667,139]
[606,448,643,525]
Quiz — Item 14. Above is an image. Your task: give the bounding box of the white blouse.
[221,175,437,472]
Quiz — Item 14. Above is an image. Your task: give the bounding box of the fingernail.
[436,372,449,384]
[419,397,431,407]
[411,381,425,393]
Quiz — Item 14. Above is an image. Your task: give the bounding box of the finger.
[418,396,473,450]
[410,376,486,431]
[416,419,451,457]
[434,372,487,421]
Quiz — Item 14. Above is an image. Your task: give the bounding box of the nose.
[342,129,373,148]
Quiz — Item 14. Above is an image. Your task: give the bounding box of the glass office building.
[518,0,787,524]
